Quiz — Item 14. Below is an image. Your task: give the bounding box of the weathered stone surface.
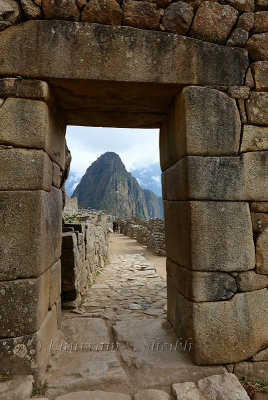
[0,0,23,31]
[164,201,255,272]
[234,361,268,381]
[20,0,42,19]
[172,382,206,400]
[134,389,170,400]
[256,227,268,274]
[47,352,126,393]
[167,258,237,302]
[0,148,52,191]
[162,2,194,34]
[198,373,250,400]
[0,21,248,90]
[241,125,268,152]
[237,12,254,31]
[251,212,268,232]
[160,86,241,170]
[247,33,268,61]
[123,0,160,30]
[0,98,65,169]
[0,78,50,101]
[251,202,268,213]
[227,86,250,99]
[221,0,254,11]
[252,347,268,361]
[171,286,268,364]
[42,0,80,20]
[49,260,61,308]
[81,0,122,25]
[163,152,268,201]
[0,374,34,400]
[55,392,131,400]
[189,1,238,44]
[252,61,268,91]
[0,271,50,338]
[0,188,62,280]
[227,28,249,47]
[237,270,268,291]
[0,305,58,377]
[60,317,110,346]
[253,11,268,33]
[247,92,268,125]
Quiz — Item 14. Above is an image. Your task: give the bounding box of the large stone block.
[164,201,255,272]
[0,188,62,280]
[241,125,268,152]
[0,97,65,169]
[0,78,49,101]
[163,152,268,201]
[247,92,268,125]
[0,148,52,191]
[169,282,268,364]
[160,86,241,170]
[0,270,50,338]
[0,305,58,379]
[167,258,237,302]
[0,21,248,87]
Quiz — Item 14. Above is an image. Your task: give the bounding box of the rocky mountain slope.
[72,152,164,219]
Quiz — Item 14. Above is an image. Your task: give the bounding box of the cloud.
[66,126,160,180]
[151,175,161,187]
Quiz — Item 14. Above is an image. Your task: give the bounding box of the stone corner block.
[169,283,268,365]
[160,86,241,170]
[164,201,255,272]
[0,188,62,280]
[0,270,50,338]
[0,305,58,379]
[0,148,53,191]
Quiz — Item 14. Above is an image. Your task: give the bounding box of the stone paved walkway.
[41,234,248,400]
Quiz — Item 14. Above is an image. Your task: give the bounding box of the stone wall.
[62,210,110,305]
[0,0,266,52]
[118,217,166,256]
[161,86,268,374]
[63,195,78,217]
[0,80,65,379]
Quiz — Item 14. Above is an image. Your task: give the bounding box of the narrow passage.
[45,234,227,399]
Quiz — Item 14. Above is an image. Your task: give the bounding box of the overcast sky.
[66,126,160,192]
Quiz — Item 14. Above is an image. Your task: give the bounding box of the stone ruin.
[0,0,267,384]
[118,217,166,256]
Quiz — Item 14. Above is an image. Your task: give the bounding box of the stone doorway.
[0,20,267,382]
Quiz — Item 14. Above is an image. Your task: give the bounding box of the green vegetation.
[241,377,268,398]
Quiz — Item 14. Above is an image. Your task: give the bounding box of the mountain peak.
[72,152,163,219]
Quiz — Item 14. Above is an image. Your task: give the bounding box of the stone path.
[0,234,250,399]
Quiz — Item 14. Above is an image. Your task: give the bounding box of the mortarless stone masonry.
[0,0,267,381]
